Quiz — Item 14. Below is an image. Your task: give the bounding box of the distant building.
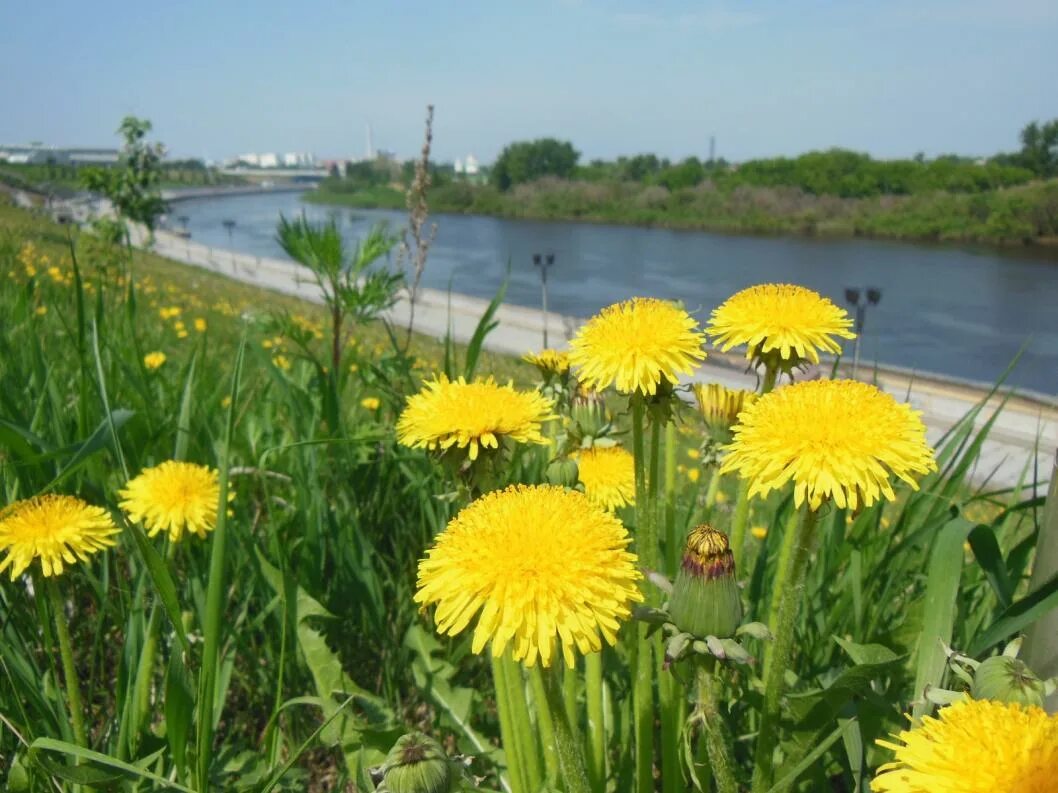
[453,154,483,182]
[282,152,316,168]
[0,144,119,166]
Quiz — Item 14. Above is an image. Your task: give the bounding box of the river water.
[173,191,1058,395]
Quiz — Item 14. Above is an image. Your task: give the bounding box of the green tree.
[81,116,167,238]
[491,138,580,190]
[1018,119,1058,177]
[657,157,705,190]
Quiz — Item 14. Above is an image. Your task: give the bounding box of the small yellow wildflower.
[415,484,643,668]
[194,318,207,332]
[361,396,381,411]
[397,375,553,461]
[751,526,768,540]
[872,699,1058,792]
[0,495,119,579]
[687,468,701,483]
[35,306,47,316]
[143,352,167,370]
[570,297,706,395]
[575,446,635,511]
[686,448,700,460]
[272,355,292,371]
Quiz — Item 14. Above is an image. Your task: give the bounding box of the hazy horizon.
[2,0,1055,164]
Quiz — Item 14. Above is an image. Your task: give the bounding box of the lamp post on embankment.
[533,252,555,348]
[844,286,882,378]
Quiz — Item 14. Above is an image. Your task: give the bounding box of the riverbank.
[308,177,1058,248]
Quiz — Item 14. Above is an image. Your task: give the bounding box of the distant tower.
[366,123,374,160]
[709,135,716,163]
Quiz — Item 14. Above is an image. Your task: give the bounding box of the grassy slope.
[0,196,533,386]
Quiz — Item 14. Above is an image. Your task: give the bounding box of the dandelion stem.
[47,576,88,750]
[695,660,738,793]
[631,395,655,793]
[703,466,721,511]
[491,653,526,793]
[662,421,682,793]
[585,651,606,790]
[751,505,820,793]
[542,665,592,793]
[528,664,560,786]
[503,652,543,793]
[729,478,751,578]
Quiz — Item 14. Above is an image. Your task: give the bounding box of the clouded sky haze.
[2,0,1055,163]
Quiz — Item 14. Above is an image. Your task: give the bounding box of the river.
[171,191,1058,395]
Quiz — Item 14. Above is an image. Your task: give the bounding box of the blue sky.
[1,0,1055,163]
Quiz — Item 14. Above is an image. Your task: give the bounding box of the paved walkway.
[120,223,1056,491]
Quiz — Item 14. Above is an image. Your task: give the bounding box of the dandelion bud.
[570,386,609,441]
[378,732,456,793]
[970,655,1045,707]
[669,525,742,639]
[546,457,579,488]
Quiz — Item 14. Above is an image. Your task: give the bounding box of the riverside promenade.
[127,222,1058,491]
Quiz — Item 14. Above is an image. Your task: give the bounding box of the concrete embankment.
[130,225,1056,490]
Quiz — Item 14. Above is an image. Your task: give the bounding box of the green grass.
[0,196,1054,792]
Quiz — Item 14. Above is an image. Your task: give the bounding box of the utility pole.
[533,252,556,348]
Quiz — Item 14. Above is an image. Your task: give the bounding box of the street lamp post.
[533,252,556,347]
[222,219,237,272]
[844,286,882,379]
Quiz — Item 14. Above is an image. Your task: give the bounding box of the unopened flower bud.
[378,732,456,793]
[546,457,579,488]
[669,525,742,639]
[570,387,609,440]
[971,655,1045,707]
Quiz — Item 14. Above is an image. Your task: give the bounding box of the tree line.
[484,119,1058,198]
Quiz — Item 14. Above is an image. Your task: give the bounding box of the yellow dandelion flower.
[751,526,768,540]
[686,448,701,460]
[262,339,274,349]
[35,305,48,316]
[272,354,291,371]
[570,297,706,395]
[194,318,207,332]
[349,363,359,373]
[872,699,1058,793]
[119,461,223,542]
[720,380,936,511]
[176,330,189,339]
[687,467,701,483]
[575,446,635,511]
[0,495,119,579]
[415,484,643,668]
[221,395,232,408]
[693,383,756,435]
[361,396,381,411]
[707,283,855,365]
[715,491,728,504]
[524,349,571,377]
[143,351,167,370]
[397,375,553,461]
